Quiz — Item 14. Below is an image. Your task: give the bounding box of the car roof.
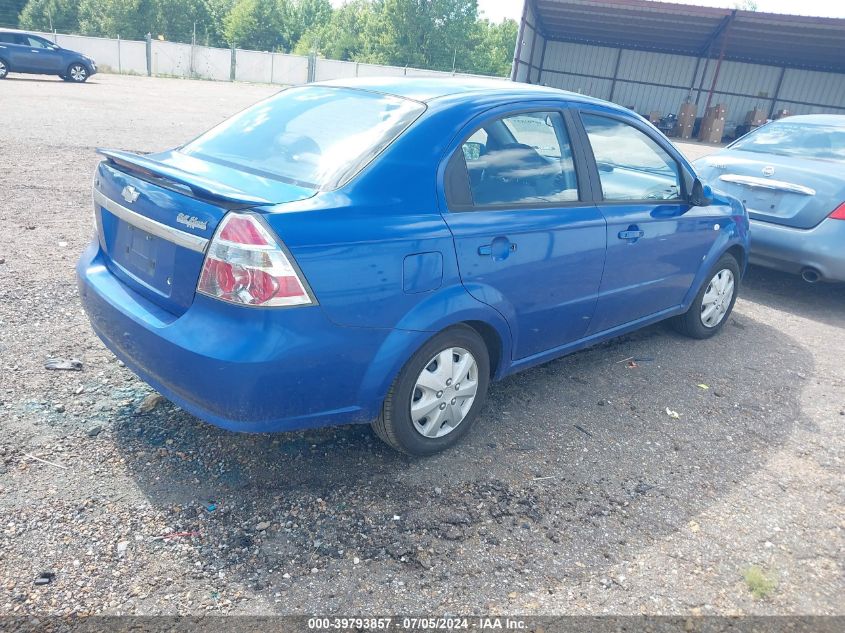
[776,114,845,126]
[314,76,616,108]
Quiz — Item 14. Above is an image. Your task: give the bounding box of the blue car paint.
[77,78,749,433]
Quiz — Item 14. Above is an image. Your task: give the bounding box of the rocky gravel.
[0,74,843,617]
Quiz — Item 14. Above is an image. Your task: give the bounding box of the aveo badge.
[176,213,208,231]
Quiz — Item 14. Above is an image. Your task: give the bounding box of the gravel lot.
[0,74,843,617]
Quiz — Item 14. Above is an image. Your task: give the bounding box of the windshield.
[180,86,425,190]
[731,121,845,162]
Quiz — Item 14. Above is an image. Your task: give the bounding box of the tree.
[152,0,215,43]
[77,0,156,39]
[223,0,297,50]
[293,0,375,59]
[18,0,79,32]
[203,0,237,45]
[468,18,517,76]
[363,0,479,70]
[0,0,28,28]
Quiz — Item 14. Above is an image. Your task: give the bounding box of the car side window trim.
[574,108,689,204]
[444,106,589,213]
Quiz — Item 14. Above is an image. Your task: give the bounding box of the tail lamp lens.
[197,213,312,307]
[829,202,845,220]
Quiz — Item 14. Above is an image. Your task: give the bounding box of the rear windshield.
[731,121,845,162]
[180,86,425,190]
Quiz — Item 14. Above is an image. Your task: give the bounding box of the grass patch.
[743,565,777,599]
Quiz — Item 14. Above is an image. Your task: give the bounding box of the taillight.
[829,202,845,220]
[197,213,313,307]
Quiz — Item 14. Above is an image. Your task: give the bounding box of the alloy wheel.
[410,347,479,438]
[69,64,87,82]
[700,268,735,328]
[0,60,7,79]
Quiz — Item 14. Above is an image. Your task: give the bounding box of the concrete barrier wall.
[33,30,504,86]
[191,45,231,81]
[236,49,273,83]
[270,53,309,85]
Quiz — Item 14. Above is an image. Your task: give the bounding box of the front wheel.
[672,253,740,339]
[372,325,490,456]
[65,63,89,83]
[0,59,8,79]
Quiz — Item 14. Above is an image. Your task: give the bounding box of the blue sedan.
[695,115,845,284]
[77,78,749,455]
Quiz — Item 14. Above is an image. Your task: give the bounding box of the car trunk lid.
[706,150,845,229]
[93,149,315,316]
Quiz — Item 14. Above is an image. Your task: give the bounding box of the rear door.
[1,34,36,71]
[441,105,607,360]
[576,110,719,334]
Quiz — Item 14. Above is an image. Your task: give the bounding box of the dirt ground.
[0,74,843,617]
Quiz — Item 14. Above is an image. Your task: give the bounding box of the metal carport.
[512,0,845,132]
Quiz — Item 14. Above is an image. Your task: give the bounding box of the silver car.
[695,115,845,283]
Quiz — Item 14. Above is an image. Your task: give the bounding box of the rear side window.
[452,111,579,208]
[0,33,15,43]
[180,86,425,191]
[581,114,681,201]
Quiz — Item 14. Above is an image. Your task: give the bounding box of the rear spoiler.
[97,149,273,207]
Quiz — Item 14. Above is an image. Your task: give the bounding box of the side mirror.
[690,178,714,207]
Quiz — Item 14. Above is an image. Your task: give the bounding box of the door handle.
[618,228,645,241]
[478,237,517,259]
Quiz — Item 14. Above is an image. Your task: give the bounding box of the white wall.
[34,30,504,86]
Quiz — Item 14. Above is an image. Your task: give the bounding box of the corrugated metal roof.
[531,0,845,73]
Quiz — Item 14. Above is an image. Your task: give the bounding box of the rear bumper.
[749,218,845,282]
[76,240,421,432]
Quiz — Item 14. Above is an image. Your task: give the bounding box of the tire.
[66,63,89,83]
[372,325,490,456]
[0,58,8,79]
[672,253,740,339]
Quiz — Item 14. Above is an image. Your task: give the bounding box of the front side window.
[180,86,425,190]
[459,111,579,207]
[25,35,52,49]
[582,114,681,201]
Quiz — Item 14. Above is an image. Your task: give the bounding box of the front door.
[19,34,64,73]
[441,107,607,360]
[577,111,720,334]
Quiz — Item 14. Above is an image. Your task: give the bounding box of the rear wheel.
[0,59,8,79]
[372,325,490,456]
[65,63,88,83]
[672,253,740,339]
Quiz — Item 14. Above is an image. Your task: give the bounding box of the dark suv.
[0,29,97,82]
